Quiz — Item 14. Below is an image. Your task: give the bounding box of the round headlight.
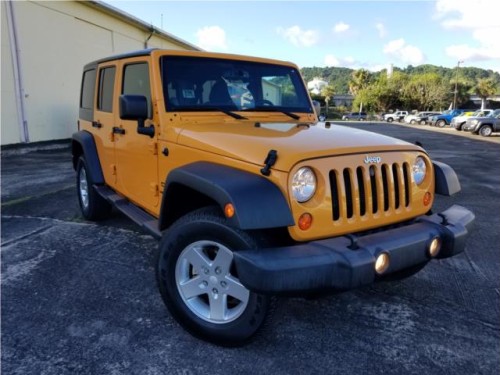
[292,167,317,202]
[412,156,427,185]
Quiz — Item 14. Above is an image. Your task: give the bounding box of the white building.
[1,1,199,146]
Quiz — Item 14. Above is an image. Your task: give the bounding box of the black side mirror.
[119,95,154,137]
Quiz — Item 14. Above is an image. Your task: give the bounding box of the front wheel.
[479,125,493,137]
[387,118,394,123]
[156,207,272,347]
[410,119,417,125]
[436,120,446,128]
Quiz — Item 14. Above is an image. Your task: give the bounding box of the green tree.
[475,78,499,109]
[349,69,372,96]
[403,73,449,110]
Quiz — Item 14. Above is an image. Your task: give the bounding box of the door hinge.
[150,183,159,196]
[149,142,158,155]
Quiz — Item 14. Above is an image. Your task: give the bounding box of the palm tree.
[349,69,371,96]
[475,78,498,110]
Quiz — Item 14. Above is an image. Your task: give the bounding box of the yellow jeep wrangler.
[72,49,474,346]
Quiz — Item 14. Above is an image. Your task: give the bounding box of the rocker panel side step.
[94,185,161,239]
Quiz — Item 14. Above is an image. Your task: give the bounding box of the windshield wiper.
[173,106,247,120]
[243,106,301,120]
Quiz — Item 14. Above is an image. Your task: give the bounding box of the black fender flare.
[433,161,461,196]
[71,130,104,184]
[160,162,295,230]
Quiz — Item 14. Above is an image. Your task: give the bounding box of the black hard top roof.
[83,48,158,70]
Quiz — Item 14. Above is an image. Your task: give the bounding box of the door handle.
[112,127,126,135]
[92,121,102,128]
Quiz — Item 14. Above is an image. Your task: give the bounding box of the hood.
[177,121,420,172]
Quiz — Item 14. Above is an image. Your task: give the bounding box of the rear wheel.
[455,123,463,131]
[156,207,272,347]
[419,120,426,125]
[76,157,111,220]
[410,119,417,125]
[479,125,493,137]
[387,118,394,123]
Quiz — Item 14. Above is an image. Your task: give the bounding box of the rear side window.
[122,63,152,118]
[97,66,116,112]
[80,69,96,110]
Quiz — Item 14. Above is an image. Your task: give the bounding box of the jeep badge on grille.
[364,155,382,164]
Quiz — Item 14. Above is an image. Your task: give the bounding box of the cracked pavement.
[1,122,499,374]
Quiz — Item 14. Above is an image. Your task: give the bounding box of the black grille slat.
[329,171,340,221]
[356,167,366,216]
[343,169,353,218]
[330,160,411,222]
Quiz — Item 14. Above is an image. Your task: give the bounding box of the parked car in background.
[430,109,469,127]
[414,112,442,125]
[463,109,500,136]
[405,111,441,125]
[384,111,408,122]
[452,109,494,131]
[342,112,367,121]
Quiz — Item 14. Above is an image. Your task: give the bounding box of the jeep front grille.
[329,163,411,221]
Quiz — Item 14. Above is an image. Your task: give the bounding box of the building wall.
[1,1,197,145]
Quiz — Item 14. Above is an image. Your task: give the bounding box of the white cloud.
[333,22,350,33]
[375,22,387,38]
[195,26,227,51]
[323,55,386,72]
[277,26,319,47]
[383,38,425,65]
[324,54,340,66]
[435,0,500,63]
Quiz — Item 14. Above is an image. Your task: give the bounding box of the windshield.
[160,56,313,114]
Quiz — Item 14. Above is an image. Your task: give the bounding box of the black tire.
[436,120,446,128]
[156,207,273,347]
[455,124,463,131]
[76,156,111,220]
[419,120,426,125]
[479,125,493,137]
[410,120,416,125]
[387,118,394,123]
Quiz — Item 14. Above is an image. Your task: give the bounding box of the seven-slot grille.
[329,162,411,221]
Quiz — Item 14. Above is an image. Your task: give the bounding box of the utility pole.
[453,60,464,110]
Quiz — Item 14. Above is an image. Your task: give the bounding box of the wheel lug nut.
[220,281,227,288]
[215,267,221,275]
[202,281,208,287]
[203,267,209,275]
[212,288,218,294]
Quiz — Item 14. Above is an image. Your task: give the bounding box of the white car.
[384,111,408,122]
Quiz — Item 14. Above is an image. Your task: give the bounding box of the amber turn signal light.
[224,203,235,218]
[423,192,432,206]
[298,213,313,230]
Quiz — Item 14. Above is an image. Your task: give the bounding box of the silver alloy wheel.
[79,167,89,209]
[175,240,250,324]
[480,126,492,136]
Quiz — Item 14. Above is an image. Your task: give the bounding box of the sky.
[103,0,500,73]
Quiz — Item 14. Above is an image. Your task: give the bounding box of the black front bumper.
[233,205,474,295]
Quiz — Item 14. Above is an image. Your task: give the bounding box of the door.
[114,59,159,213]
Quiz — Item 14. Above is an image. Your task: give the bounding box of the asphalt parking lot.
[2,122,499,375]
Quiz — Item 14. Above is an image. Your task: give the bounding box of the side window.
[97,66,116,112]
[80,69,96,110]
[122,63,152,118]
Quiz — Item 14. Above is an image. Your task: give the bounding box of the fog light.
[428,237,441,257]
[375,253,390,275]
[298,213,313,230]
